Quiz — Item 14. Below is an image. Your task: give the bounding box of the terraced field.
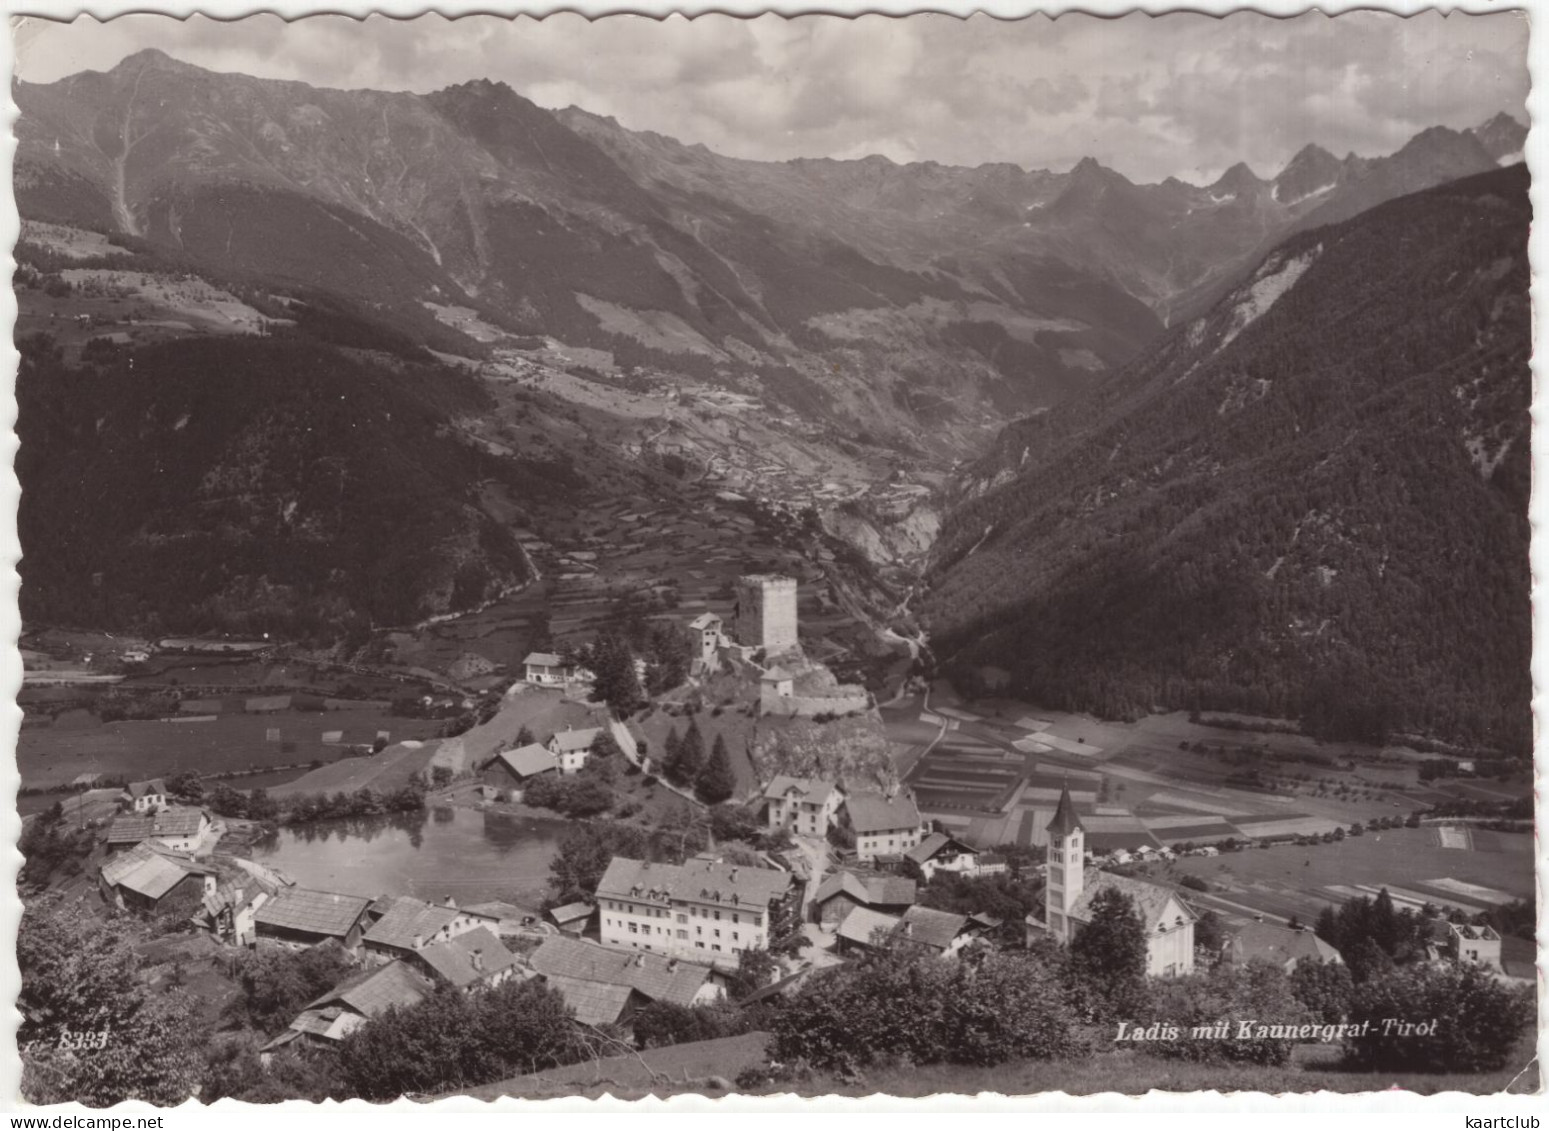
[18,708,442,791]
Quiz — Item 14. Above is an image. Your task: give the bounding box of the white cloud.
[13,9,1529,184]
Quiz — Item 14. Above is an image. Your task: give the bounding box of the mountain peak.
[1210,161,1263,193]
[113,47,200,74]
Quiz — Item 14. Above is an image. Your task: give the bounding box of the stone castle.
[691,574,869,720]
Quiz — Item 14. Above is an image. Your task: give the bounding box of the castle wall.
[760,689,870,718]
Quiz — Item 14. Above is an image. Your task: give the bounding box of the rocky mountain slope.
[16,332,542,638]
[16,51,1519,438]
[922,166,1531,754]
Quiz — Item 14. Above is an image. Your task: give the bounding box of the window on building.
[712,945,721,952]
[713,929,720,938]
[677,914,687,924]
[676,930,687,940]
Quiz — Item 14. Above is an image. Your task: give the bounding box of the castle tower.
[732,574,798,654]
[1045,785,1085,942]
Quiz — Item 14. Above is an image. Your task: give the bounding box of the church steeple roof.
[1046,785,1084,837]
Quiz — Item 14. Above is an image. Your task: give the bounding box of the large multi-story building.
[763,775,843,836]
[1035,787,1196,977]
[733,574,799,655]
[842,790,928,862]
[596,854,794,962]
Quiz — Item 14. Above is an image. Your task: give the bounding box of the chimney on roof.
[668,958,678,972]
[444,895,457,908]
[1254,914,1265,922]
[634,953,646,967]
[902,921,913,937]
[730,867,739,882]
[472,948,484,972]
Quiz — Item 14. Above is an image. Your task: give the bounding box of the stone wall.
[760,689,870,718]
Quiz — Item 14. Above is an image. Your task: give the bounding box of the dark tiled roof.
[309,960,434,1017]
[255,887,371,938]
[523,653,563,667]
[813,870,915,909]
[415,927,519,988]
[844,791,922,834]
[1046,786,1085,837]
[548,902,596,924]
[493,744,558,778]
[364,897,461,950]
[100,842,200,901]
[126,779,166,799]
[1069,869,1195,931]
[530,936,711,1007]
[1229,922,1340,966]
[544,976,636,1026]
[598,856,791,911]
[897,905,969,951]
[762,775,836,805]
[550,727,602,753]
[105,806,206,845]
[836,906,899,947]
[674,857,791,908]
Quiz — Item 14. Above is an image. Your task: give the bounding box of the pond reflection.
[249,806,569,906]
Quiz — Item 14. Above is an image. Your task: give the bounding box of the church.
[1029,787,1197,977]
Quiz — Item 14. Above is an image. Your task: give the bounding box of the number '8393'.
[57,1029,110,1051]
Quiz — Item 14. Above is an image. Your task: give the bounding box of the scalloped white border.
[0,0,1542,1117]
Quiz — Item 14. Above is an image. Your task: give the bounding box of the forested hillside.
[17,334,545,640]
[923,166,1531,754]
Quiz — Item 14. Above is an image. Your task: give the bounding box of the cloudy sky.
[13,10,1529,183]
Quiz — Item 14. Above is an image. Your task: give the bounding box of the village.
[29,572,1529,1092]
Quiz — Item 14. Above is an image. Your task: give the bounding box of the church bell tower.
[1045,785,1085,942]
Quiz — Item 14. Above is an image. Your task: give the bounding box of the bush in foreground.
[772,950,1081,1072]
[1342,963,1534,1074]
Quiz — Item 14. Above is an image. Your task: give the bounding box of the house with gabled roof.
[487,743,559,786]
[262,960,436,1055]
[812,870,916,927]
[105,806,212,854]
[523,652,569,686]
[1226,921,1343,972]
[547,726,604,775]
[687,612,725,673]
[841,789,927,862]
[1028,787,1196,976]
[123,778,167,813]
[409,926,519,990]
[98,841,216,915]
[834,903,979,959]
[362,896,499,963]
[763,775,843,836]
[905,831,983,880]
[255,887,373,951]
[528,936,718,1028]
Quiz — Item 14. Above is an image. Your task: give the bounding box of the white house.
[688,612,724,673]
[1030,788,1195,977]
[904,831,982,880]
[843,790,927,862]
[596,854,793,963]
[762,775,843,836]
[362,896,501,964]
[760,666,796,699]
[547,726,603,775]
[522,652,569,686]
[123,779,167,813]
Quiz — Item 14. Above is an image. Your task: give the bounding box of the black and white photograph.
[7,7,1538,1107]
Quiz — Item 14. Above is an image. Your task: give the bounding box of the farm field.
[268,740,440,798]
[17,707,442,791]
[892,694,1524,860]
[1169,825,1534,927]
